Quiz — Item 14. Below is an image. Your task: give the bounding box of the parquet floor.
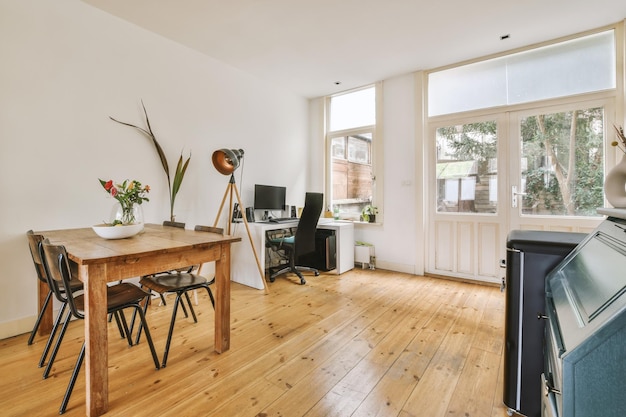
[0,269,513,417]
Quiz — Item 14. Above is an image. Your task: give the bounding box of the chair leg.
[58,305,159,414]
[183,291,198,323]
[127,297,145,340]
[179,294,190,318]
[133,296,150,346]
[293,269,306,285]
[59,342,85,415]
[269,266,290,282]
[289,255,306,285]
[116,310,134,347]
[112,311,128,340]
[161,295,183,368]
[295,266,319,281]
[43,307,72,379]
[28,289,53,345]
[132,305,160,370]
[203,286,215,309]
[38,302,67,368]
[270,253,308,285]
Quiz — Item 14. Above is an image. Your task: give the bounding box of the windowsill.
[322,216,381,225]
[353,220,381,225]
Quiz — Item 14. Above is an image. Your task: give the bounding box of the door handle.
[512,186,527,208]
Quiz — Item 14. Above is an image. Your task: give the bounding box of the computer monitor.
[254,184,286,211]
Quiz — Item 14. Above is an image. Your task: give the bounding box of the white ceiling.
[81,0,626,98]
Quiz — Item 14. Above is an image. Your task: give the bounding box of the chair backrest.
[163,220,186,229]
[40,239,84,318]
[294,192,324,257]
[26,230,48,285]
[163,221,194,271]
[194,225,224,235]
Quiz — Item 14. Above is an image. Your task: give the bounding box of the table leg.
[214,244,231,353]
[82,264,109,416]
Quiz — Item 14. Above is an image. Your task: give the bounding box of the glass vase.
[604,153,626,208]
[110,202,144,229]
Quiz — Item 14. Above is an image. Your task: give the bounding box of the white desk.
[231,218,354,289]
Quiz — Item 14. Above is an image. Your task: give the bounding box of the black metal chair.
[266,192,323,285]
[137,225,221,367]
[138,221,203,319]
[40,239,160,414]
[28,231,130,380]
[26,231,84,368]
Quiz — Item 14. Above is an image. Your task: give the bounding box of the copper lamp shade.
[212,148,244,175]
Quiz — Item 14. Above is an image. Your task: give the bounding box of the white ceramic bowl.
[92,223,143,239]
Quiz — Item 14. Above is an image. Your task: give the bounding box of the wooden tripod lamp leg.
[231,182,270,294]
[212,177,270,294]
[213,181,233,229]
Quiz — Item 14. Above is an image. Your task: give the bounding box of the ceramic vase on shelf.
[110,202,144,230]
[604,153,626,208]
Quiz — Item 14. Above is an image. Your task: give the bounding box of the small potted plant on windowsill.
[361,205,378,223]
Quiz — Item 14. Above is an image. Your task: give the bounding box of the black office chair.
[267,192,323,285]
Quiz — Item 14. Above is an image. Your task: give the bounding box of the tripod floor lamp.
[211,148,269,293]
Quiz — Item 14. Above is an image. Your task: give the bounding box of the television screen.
[254,184,286,210]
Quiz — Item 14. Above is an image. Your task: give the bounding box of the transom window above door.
[428,29,616,116]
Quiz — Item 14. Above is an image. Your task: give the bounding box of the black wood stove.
[542,209,626,417]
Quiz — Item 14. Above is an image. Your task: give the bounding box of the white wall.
[0,0,309,338]
[307,75,421,275]
[352,74,420,274]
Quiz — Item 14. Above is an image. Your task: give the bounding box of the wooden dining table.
[37,223,241,416]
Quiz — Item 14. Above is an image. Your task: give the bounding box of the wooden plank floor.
[0,269,513,417]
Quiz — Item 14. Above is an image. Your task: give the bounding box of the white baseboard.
[0,307,70,341]
[353,259,417,275]
[375,260,416,275]
[0,314,36,340]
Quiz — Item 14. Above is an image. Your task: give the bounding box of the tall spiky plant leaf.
[110,103,172,193]
[170,153,191,220]
[140,101,171,191]
[109,102,191,222]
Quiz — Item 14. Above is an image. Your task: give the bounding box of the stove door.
[544,297,563,415]
[541,373,560,417]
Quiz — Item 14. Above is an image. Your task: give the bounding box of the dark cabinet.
[503,230,586,417]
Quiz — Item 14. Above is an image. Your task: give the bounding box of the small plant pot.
[368,215,376,223]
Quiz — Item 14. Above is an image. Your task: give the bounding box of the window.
[519,107,605,217]
[329,87,376,131]
[326,85,381,221]
[436,122,498,213]
[429,30,616,116]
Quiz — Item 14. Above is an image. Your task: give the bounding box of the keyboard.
[269,217,297,223]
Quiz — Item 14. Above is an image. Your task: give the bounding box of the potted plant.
[99,178,150,225]
[361,205,378,223]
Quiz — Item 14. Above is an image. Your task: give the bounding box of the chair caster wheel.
[300,279,306,285]
[314,271,320,276]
